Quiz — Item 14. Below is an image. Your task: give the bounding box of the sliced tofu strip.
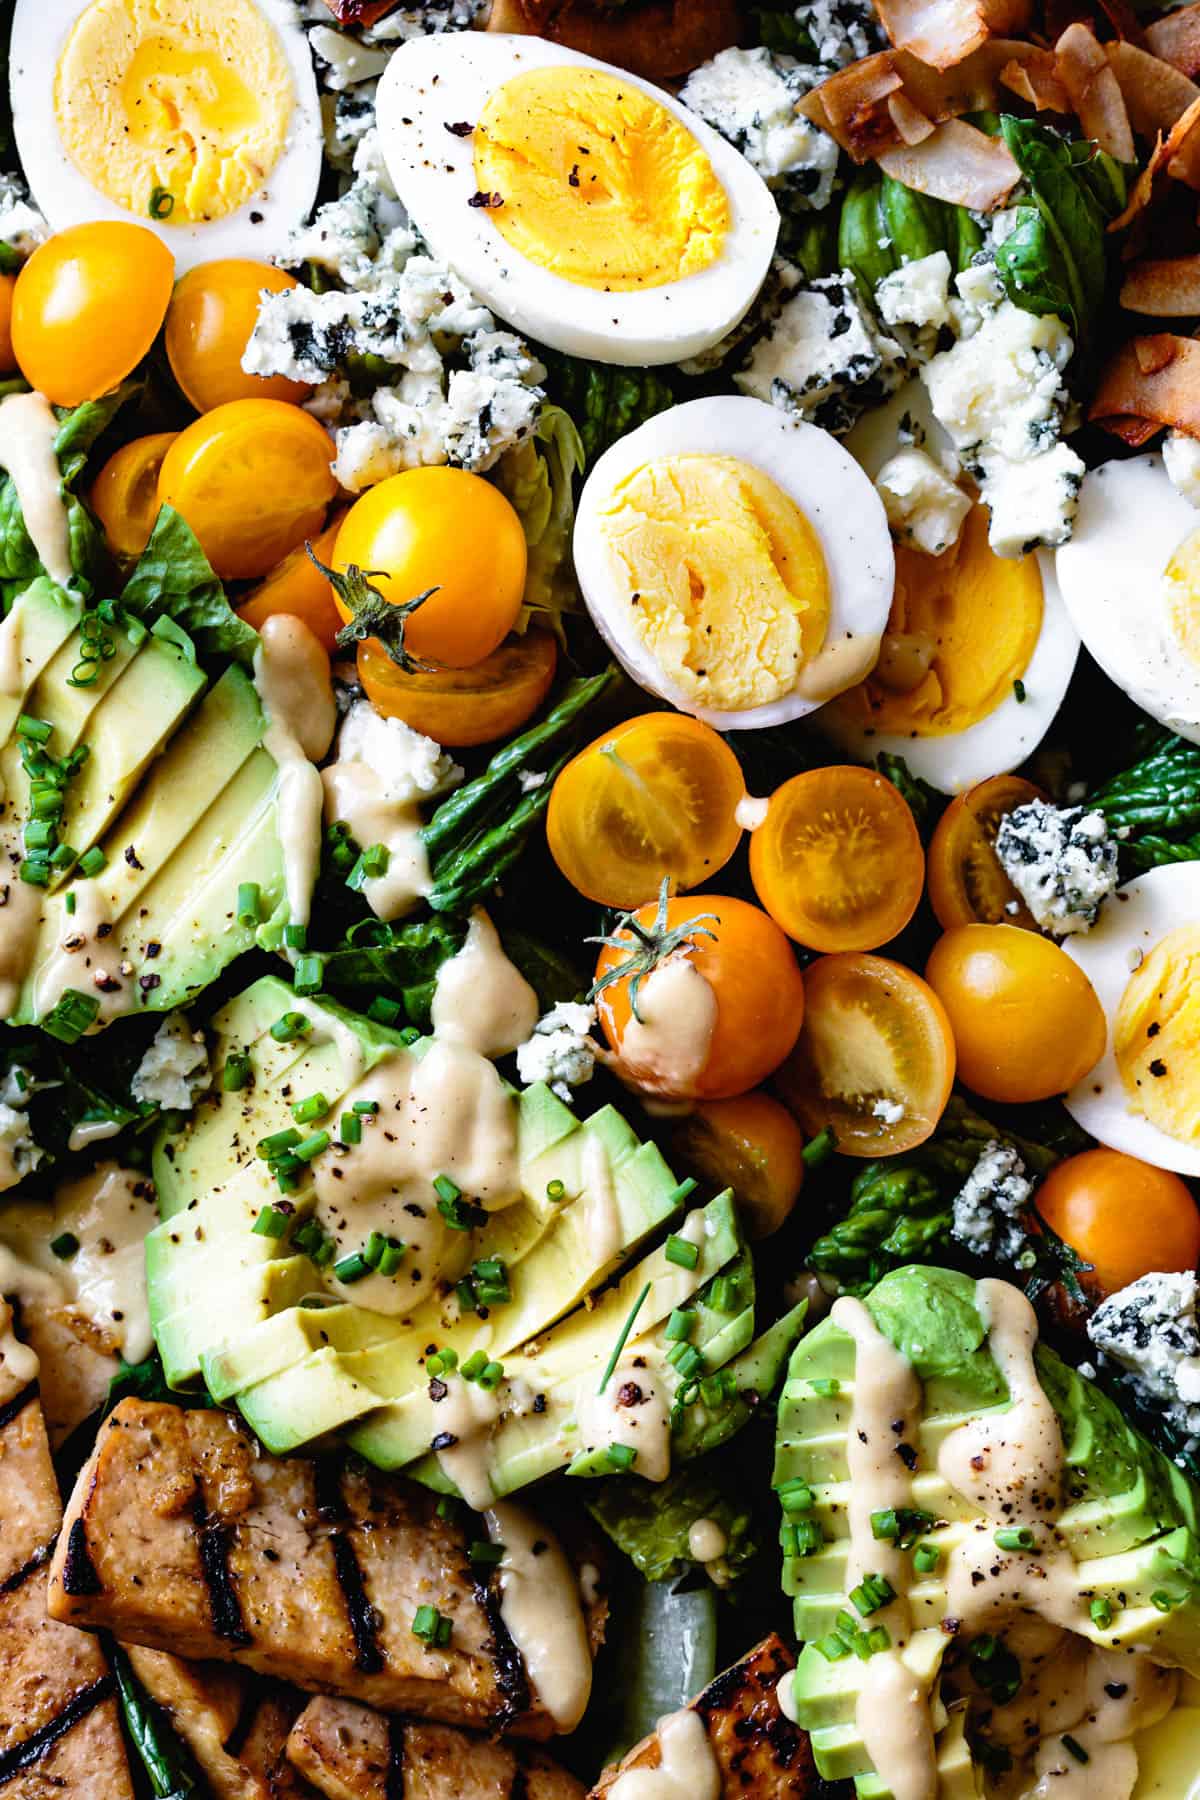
[592,1636,846,1800]
[49,1400,601,1737]
[287,1696,587,1800]
[0,1300,135,1798]
[125,1649,320,1800]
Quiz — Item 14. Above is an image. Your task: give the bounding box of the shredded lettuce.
[496,404,584,641]
[120,506,260,669]
[586,1452,760,1585]
[541,355,677,466]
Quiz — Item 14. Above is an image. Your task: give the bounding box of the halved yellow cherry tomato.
[359,628,557,747]
[89,431,178,560]
[670,1091,806,1239]
[237,512,345,653]
[165,260,311,413]
[0,275,15,375]
[547,714,746,908]
[157,399,337,582]
[1035,1148,1200,1298]
[332,468,526,669]
[749,765,924,952]
[775,952,956,1157]
[594,894,805,1101]
[12,223,174,405]
[925,924,1105,1104]
[928,775,1046,931]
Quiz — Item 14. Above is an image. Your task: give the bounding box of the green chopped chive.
[433,1174,461,1203]
[340,1112,362,1146]
[477,1360,505,1391]
[849,1574,895,1617]
[1013,678,1027,704]
[994,1527,1035,1552]
[435,1496,458,1522]
[1090,1597,1113,1628]
[64,891,76,915]
[270,1011,311,1043]
[257,1127,301,1160]
[23,819,55,850]
[815,1633,850,1662]
[460,1351,488,1382]
[664,1233,699,1270]
[706,1274,735,1313]
[437,1348,457,1370]
[667,1343,704,1381]
[426,1353,445,1378]
[1061,1737,1088,1765]
[546,1178,566,1201]
[379,1241,406,1276]
[362,843,390,877]
[808,1377,840,1397]
[78,846,106,877]
[253,1205,291,1239]
[664,1307,695,1344]
[914,1543,942,1574]
[236,882,260,927]
[30,787,63,820]
[866,1627,891,1654]
[353,1100,380,1115]
[19,858,49,886]
[292,1092,329,1125]
[801,1125,838,1167]
[16,714,52,744]
[364,1230,388,1268]
[871,1506,934,1547]
[294,1130,330,1163]
[781,1518,823,1558]
[293,1219,328,1258]
[667,1177,699,1206]
[871,1509,899,1540]
[777,1480,815,1515]
[438,1193,484,1231]
[333,1252,372,1284]
[469,1540,504,1565]
[597,1280,651,1394]
[49,1231,79,1260]
[148,185,175,219]
[50,843,77,869]
[1151,1590,1175,1613]
[40,989,100,1044]
[606,1443,637,1471]
[367,996,403,1025]
[293,955,324,996]
[283,923,307,949]
[411,1605,452,1647]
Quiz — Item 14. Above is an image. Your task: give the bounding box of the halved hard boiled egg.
[374,32,779,367]
[1056,455,1200,744]
[10,0,322,269]
[1064,863,1200,1175]
[572,395,894,730]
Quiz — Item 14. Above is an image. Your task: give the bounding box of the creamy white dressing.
[614,955,718,1097]
[321,754,433,922]
[580,1131,622,1268]
[484,1501,593,1732]
[0,827,45,1021]
[687,1517,728,1563]
[734,793,770,831]
[575,1354,672,1483]
[608,1710,721,1800]
[0,392,73,588]
[30,878,128,1028]
[67,1116,123,1154]
[254,615,335,931]
[0,604,25,698]
[433,1373,503,1509]
[430,910,538,1060]
[0,1298,38,1391]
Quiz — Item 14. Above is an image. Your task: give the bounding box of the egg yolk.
[831,505,1043,738]
[53,0,294,226]
[1115,924,1200,1145]
[473,66,729,292]
[1164,526,1200,670]
[595,453,830,711]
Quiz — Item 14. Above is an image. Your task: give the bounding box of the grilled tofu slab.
[126,1649,319,1799]
[0,1301,134,1798]
[287,1696,587,1800]
[592,1636,850,1800]
[49,1399,601,1736]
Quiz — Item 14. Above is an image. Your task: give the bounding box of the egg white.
[821,551,1080,793]
[573,395,895,731]
[10,0,323,269]
[1063,862,1200,1175]
[1055,455,1200,746]
[374,32,780,367]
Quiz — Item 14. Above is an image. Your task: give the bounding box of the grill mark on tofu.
[314,1459,384,1676]
[0,1672,115,1786]
[0,1379,37,1432]
[196,1494,253,1647]
[386,1717,405,1800]
[474,1577,531,1727]
[61,1516,104,1596]
[0,1531,57,1595]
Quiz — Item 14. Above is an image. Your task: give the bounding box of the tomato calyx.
[310,546,442,674]
[588,877,718,1022]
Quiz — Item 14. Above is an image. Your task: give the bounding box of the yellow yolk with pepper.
[831,505,1043,737]
[473,66,729,292]
[53,0,294,225]
[1164,527,1200,670]
[1115,924,1200,1144]
[593,453,830,711]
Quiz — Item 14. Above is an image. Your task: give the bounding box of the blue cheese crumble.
[516,1003,599,1102]
[994,800,1118,936]
[736,271,906,435]
[679,47,838,212]
[875,446,970,556]
[951,1141,1034,1264]
[1089,1271,1200,1440]
[131,1013,212,1113]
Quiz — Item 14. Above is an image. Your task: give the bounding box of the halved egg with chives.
[374,32,779,367]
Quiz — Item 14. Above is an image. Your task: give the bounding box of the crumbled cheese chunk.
[971,439,1084,557]
[951,1141,1034,1263]
[0,1104,41,1192]
[1089,1272,1200,1438]
[308,24,392,90]
[0,174,49,262]
[871,1097,905,1125]
[131,1012,212,1113]
[680,256,801,376]
[875,446,970,557]
[338,700,463,805]
[680,48,838,210]
[516,1002,599,1102]
[361,0,486,39]
[1164,432,1200,509]
[791,0,886,67]
[875,252,953,334]
[737,271,906,434]
[994,800,1118,936]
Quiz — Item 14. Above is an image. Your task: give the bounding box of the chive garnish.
[664,1234,699,1271]
[597,1279,651,1395]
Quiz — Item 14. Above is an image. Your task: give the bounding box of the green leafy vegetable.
[496,404,584,642]
[319,915,469,1027]
[1090,732,1200,869]
[837,169,976,303]
[541,356,677,466]
[745,1,816,53]
[586,1453,759,1585]
[120,506,259,668]
[112,1645,199,1799]
[876,752,943,842]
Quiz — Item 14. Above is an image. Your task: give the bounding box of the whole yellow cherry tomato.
[237,512,345,653]
[90,432,178,560]
[1035,1148,1200,1298]
[358,628,556,747]
[0,275,15,376]
[157,399,337,582]
[332,467,527,669]
[165,260,310,413]
[12,223,174,405]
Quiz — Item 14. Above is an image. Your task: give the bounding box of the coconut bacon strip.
[1146,3,1200,77]
[1055,23,1136,159]
[1089,334,1200,444]
[872,0,1032,71]
[1106,41,1200,139]
[1120,255,1200,315]
[879,118,1021,206]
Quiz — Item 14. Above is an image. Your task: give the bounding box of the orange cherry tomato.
[1035,1148,1200,1298]
[358,628,557,747]
[332,468,526,669]
[0,274,15,375]
[928,775,1046,931]
[749,764,924,952]
[925,924,1106,1104]
[157,399,337,582]
[670,1091,806,1239]
[237,512,345,653]
[89,431,178,560]
[12,223,174,405]
[594,894,805,1101]
[165,260,310,413]
[548,714,746,909]
[775,952,955,1157]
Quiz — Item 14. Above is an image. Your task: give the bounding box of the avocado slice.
[778,1266,1200,1794]
[0,578,86,743]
